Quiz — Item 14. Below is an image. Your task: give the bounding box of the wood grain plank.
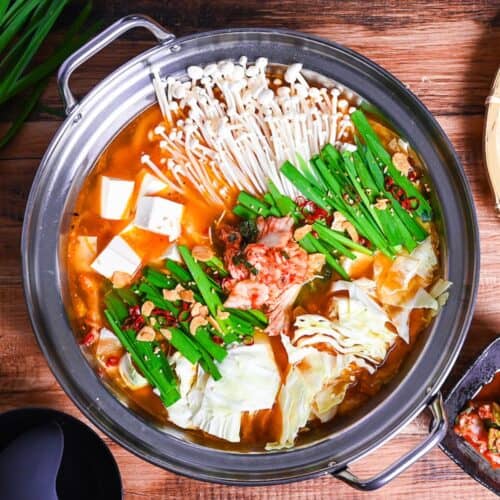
[1,14,500,124]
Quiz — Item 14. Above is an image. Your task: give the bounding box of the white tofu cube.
[91,236,141,279]
[138,172,167,199]
[162,243,182,262]
[134,196,184,240]
[100,176,135,220]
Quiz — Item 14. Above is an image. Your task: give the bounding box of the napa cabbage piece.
[376,237,438,307]
[389,288,438,343]
[165,355,204,430]
[266,336,348,450]
[267,280,401,449]
[267,336,376,449]
[166,341,281,442]
[203,342,281,413]
[192,412,242,443]
[429,278,453,312]
[294,279,397,365]
[265,366,311,450]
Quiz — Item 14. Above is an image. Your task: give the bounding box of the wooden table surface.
[1,1,500,498]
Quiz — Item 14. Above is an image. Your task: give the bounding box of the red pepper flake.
[303,201,316,214]
[129,305,141,317]
[402,197,419,211]
[123,305,147,331]
[408,170,420,182]
[309,207,328,222]
[358,236,370,248]
[385,176,394,190]
[295,196,307,207]
[242,335,254,345]
[152,308,178,326]
[106,356,120,367]
[213,335,224,345]
[80,331,96,347]
[298,199,329,224]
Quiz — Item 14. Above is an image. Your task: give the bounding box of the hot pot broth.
[66,59,449,450]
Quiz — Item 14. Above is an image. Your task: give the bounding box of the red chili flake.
[242,335,254,346]
[408,170,420,182]
[123,304,147,331]
[394,187,405,200]
[295,196,307,207]
[152,308,177,326]
[311,230,318,238]
[385,176,394,189]
[402,197,419,211]
[309,207,328,222]
[181,301,191,311]
[303,201,316,214]
[80,331,96,347]
[106,356,120,367]
[129,305,141,317]
[213,335,224,345]
[299,199,330,224]
[358,236,370,248]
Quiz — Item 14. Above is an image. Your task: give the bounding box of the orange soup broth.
[66,100,439,449]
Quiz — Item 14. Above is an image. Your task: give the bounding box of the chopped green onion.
[137,282,179,315]
[350,110,433,220]
[178,246,222,317]
[237,191,271,216]
[167,327,201,364]
[165,259,192,283]
[204,255,229,277]
[312,221,372,255]
[104,309,180,406]
[116,287,139,306]
[280,161,331,211]
[194,327,227,362]
[233,204,256,219]
[104,291,128,324]
[144,267,177,289]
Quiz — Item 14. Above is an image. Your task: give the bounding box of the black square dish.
[440,337,500,494]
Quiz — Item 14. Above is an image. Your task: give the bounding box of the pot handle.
[332,393,447,491]
[57,15,175,114]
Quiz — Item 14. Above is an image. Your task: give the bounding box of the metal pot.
[22,15,479,490]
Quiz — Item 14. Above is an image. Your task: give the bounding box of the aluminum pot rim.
[21,25,480,486]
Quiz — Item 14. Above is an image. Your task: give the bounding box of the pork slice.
[224,280,270,310]
[265,283,303,336]
[257,216,294,248]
